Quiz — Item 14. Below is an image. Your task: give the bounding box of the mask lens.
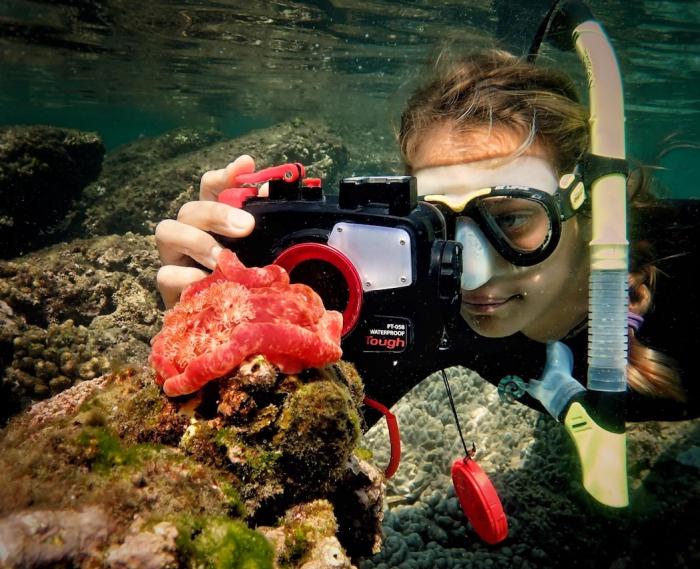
[479,196,552,253]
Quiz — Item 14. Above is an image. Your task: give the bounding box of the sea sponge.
[150,250,343,397]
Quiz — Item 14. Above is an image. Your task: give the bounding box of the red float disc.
[451,458,508,544]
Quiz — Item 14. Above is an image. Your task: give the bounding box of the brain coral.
[150,250,343,397]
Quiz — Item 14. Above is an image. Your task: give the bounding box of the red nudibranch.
[149,249,344,397]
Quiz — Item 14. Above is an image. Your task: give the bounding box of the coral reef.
[4,122,699,569]
[0,226,382,565]
[360,367,700,569]
[80,121,350,238]
[0,233,161,424]
[0,125,106,258]
[0,357,385,568]
[0,119,396,424]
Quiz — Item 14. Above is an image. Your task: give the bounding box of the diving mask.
[416,157,586,289]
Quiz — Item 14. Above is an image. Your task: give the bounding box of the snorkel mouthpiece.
[523,342,585,420]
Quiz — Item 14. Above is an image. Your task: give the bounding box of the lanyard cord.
[441,369,472,459]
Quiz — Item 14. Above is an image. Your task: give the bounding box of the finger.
[200,154,256,201]
[259,181,269,197]
[177,201,255,238]
[157,265,210,309]
[155,218,223,269]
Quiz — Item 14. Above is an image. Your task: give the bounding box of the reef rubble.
[0,358,385,569]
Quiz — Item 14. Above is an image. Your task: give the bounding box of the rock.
[105,522,179,569]
[0,507,111,568]
[0,125,106,258]
[300,537,354,569]
[0,233,160,423]
[0,359,385,568]
[81,121,349,237]
[261,500,355,569]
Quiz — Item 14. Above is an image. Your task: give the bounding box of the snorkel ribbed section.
[574,21,629,393]
[588,270,628,391]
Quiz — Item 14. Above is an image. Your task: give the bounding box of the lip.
[461,295,515,314]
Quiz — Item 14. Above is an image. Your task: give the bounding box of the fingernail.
[211,245,223,264]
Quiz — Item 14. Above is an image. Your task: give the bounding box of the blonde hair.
[399,50,589,175]
[399,48,685,402]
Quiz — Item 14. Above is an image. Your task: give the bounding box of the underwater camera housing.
[217,163,463,408]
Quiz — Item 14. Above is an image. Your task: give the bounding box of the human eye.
[493,210,533,232]
[482,198,549,250]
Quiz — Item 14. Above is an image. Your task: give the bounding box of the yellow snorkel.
[530,0,630,508]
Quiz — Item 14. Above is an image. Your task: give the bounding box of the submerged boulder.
[80,121,349,238]
[0,125,106,258]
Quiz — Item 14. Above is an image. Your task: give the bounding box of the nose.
[457,218,496,290]
[457,218,520,290]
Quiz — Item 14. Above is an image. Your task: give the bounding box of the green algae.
[175,515,275,569]
[76,425,139,471]
[281,526,312,567]
[275,379,361,481]
[354,447,374,462]
[276,500,338,568]
[215,427,282,478]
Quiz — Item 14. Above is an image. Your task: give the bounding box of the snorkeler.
[155,43,699,425]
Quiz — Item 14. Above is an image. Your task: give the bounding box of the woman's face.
[411,125,590,342]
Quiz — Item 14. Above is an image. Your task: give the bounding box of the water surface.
[1,0,698,189]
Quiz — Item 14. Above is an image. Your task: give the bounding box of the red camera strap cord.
[362,397,401,479]
[441,369,508,544]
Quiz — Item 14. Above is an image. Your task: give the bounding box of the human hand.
[155,154,265,309]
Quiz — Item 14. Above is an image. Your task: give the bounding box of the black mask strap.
[527,0,566,62]
[580,153,629,188]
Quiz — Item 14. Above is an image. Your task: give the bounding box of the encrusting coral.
[150,249,343,397]
[0,252,386,568]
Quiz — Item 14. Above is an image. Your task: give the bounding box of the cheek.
[515,265,564,299]
[517,225,588,294]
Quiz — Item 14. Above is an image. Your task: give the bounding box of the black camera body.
[218,167,464,411]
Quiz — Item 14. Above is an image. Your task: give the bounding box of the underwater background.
[1,1,700,569]
[1,0,699,190]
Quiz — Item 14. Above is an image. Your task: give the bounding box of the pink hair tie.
[627,311,644,332]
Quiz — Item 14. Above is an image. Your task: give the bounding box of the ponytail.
[627,264,686,401]
[627,166,686,402]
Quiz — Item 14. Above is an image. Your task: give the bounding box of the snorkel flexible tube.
[556,6,629,396]
[570,14,630,509]
[534,1,630,507]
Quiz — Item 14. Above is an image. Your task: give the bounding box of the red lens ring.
[273,243,363,337]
